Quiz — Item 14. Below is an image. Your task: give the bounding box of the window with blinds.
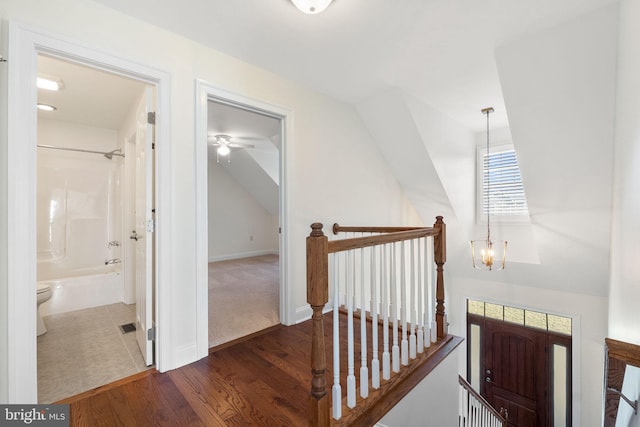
[477,143,529,222]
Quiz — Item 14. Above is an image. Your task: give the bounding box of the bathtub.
[38,266,124,316]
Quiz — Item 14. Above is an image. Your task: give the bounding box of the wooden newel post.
[307,223,330,427]
[433,216,447,339]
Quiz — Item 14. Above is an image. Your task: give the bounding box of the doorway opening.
[466,299,572,427]
[35,54,156,402]
[206,99,282,348]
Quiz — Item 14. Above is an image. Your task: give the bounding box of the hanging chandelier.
[470,107,507,271]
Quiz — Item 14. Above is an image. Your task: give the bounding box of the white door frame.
[6,21,173,403]
[194,80,293,356]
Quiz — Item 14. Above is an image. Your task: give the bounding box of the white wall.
[493,4,618,296]
[0,16,9,403]
[377,346,461,427]
[207,158,278,261]
[609,0,640,345]
[610,2,640,423]
[0,0,420,398]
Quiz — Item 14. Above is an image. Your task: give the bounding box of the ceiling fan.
[208,134,255,162]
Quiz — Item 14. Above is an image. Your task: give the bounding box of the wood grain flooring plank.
[167,360,238,426]
[67,313,461,426]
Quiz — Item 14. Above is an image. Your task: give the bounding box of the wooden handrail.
[329,227,438,253]
[458,375,507,425]
[307,217,447,426]
[333,224,430,234]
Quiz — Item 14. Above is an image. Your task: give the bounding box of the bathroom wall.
[37,118,123,280]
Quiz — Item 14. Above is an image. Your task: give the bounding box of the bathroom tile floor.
[37,303,151,403]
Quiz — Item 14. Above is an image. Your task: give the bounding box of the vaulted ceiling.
[91,0,619,295]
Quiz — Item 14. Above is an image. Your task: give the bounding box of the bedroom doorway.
[206,99,282,348]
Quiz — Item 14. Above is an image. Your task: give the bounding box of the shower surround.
[37,118,125,316]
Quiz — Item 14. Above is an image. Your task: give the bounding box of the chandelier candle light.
[471,107,507,271]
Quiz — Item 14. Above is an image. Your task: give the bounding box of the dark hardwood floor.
[60,314,461,426]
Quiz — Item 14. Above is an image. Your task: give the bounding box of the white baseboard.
[208,249,278,263]
[295,300,334,324]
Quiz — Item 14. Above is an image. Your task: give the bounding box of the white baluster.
[427,237,437,344]
[409,239,417,360]
[391,243,400,373]
[423,236,431,348]
[400,241,409,366]
[371,245,380,389]
[382,244,391,380]
[359,246,368,399]
[332,253,342,420]
[417,237,424,353]
[347,250,356,408]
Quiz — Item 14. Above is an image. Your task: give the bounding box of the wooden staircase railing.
[307,216,447,426]
[458,375,507,427]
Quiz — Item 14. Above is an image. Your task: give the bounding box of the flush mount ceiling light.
[37,103,57,111]
[470,107,507,271]
[36,77,63,91]
[291,0,333,14]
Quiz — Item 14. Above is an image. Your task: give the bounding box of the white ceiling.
[92,0,617,131]
[37,54,147,129]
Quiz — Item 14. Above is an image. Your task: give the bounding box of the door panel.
[134,87,154,366]
[484,319,547,427]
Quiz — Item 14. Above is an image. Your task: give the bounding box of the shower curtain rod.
[37,144,125,159]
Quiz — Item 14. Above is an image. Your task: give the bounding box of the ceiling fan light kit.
[209,134,257,163]
[291,0,333,14]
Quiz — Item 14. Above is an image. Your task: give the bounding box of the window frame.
[476,141,529,224]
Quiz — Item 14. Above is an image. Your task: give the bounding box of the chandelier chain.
[485,108,491,242]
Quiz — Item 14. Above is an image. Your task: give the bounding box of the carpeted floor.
[208,254,280,348]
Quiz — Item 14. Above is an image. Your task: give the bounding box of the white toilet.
[37,282,52,336]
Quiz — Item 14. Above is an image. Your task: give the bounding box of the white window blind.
[478,144,529,219]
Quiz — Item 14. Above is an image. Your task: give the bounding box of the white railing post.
[409,239,417,360]
[359,246,369,399]
[391,243,400,373]
[401,241,409,366]
[347,250,356,408]
[331,252,342,420]
[382,244,391,380]
[427,237,437,344]
[371,245,380,389]
[417,237,424,354]
[423,236,431,348]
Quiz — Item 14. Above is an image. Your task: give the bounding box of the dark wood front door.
[484,319,548,427]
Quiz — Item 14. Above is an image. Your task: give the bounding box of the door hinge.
[147,219,155,233]
[147,327,156,341]
[147,112,156,125]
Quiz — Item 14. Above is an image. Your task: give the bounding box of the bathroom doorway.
[206,99,282,348]
[35,54,156,402]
